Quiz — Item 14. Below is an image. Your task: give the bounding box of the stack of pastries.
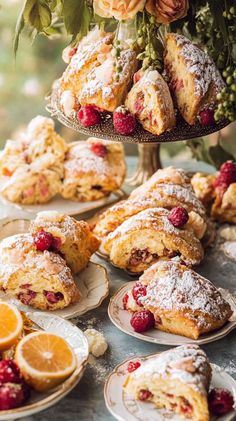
[0,211,100,311]
[58,28,225,136]
[0,116,126,205]
[94,166,213,273]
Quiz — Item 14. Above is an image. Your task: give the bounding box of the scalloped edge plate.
[0,219,109,319]
[104,354,236,421]
[108,281,236,345]
[46,81,230,144]
[0,312,89,420]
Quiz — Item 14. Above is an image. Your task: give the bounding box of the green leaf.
[62,0,91,38]
[208,143,235,169]
[13,0,27,55]
[27,1,52,32]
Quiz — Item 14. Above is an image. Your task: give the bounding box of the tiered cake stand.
[46,81,229,186]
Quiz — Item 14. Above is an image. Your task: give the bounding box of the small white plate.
[0,219,109,319]
[104,354,236,421]
[0,189,124,217]
[0,312,89,420]
[108,282,236,346]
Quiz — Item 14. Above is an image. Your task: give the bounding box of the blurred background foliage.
[0,0,235,164]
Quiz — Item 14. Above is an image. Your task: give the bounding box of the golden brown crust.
[103,208,204,272]
[164,33,224,125]
[126,259,233,339]
[30,211,100,274]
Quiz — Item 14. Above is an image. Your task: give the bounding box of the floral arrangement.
[14,0,236,166]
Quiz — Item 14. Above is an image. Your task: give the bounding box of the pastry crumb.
[84,328,108,357]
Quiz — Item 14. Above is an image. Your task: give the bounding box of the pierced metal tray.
[46,81,229,144]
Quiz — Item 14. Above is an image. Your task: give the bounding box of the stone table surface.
[1,157,236,421]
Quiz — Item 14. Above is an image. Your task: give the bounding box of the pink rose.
[94,0,146,20]
[146,0,189,24]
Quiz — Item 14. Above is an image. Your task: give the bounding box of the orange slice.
[15,331,76,391]
[0,302,23,350]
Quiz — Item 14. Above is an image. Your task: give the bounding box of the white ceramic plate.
[0,219,109,319]
[0,188,124,217]
[104,354,236,421]
[0,312,89,420]
[108,282,236,346]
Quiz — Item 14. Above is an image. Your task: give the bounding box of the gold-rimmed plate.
[108,281,236,346]
[0,312,89,420]
[0,219,109,319]
[104,354,236,421]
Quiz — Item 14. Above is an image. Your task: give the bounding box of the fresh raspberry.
[34,230,53,251]
[168,206,189,228]
[130,310,155,333]
[77,105,101,127]
[138,389,153,401]
[18,290,37,305]
[90,142,108,158]
[113,107,136,135]
[0,383,30,410]
[51,236,62,251]
[123,293,129,310]
[0,360,21,384]
[127,361,141,373]
[132,283,147,306]
[43,291,64,304]
[214,161,236,189]
[199,109,215,126]
[208,388,234,416]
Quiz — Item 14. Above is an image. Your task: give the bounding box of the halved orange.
[15,331,76,391]
[0,302,23,350]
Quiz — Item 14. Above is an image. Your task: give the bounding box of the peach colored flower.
[146,0,189,24]
[93,0,146,20]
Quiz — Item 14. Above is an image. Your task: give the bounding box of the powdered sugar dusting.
[131,345,211,395]
[174,34,224,97]
[140,260,231,327]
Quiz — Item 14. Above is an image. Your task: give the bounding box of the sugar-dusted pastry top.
[0,233,74,288]
[140,260,232,328]
[130,344,211,396]
[167,33,224,98]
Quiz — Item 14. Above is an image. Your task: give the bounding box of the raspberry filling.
[34,230,53,251]
[20,283,32,289]
[129,248,158,267]
[123,293,129,310]
[132,282,147,306]
[18,290,37,305]
[180,398,193,415]
[138,389,153,401]
[170,78,184,92]
[43,291,64,304]
[127,361,141,373]
[134,93,144,115]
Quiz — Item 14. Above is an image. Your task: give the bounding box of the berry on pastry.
[61,138,126,202]
[0,233,80,310]
[77,105,102,127]
[208,388,234,416]
[125,68,176,135]
[30,211,100,274]
[113,106,137,135]
[102,207,204,272]
[125,259,233,339]
[127,361,141,373]
[123,345,212,421]
[164,33,225,125]
[168,206,189,228]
